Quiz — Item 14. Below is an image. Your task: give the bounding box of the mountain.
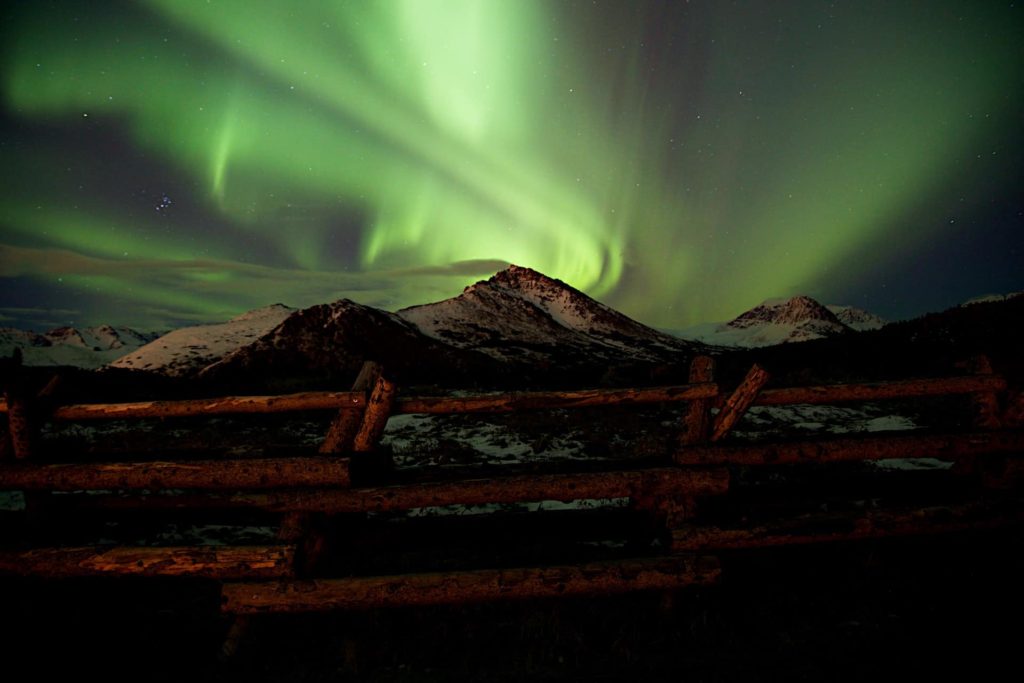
[396,265,699,367]
[109,304,294,376]
[961,292,1024,307]
[679,296,863,348]
[202,266,704,389]
[198,299,506,389]
[0,324,160,369]
[826,305,887,332]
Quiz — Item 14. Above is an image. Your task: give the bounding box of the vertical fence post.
[680,355,715,446]
[967,355,1002,430]
[3,350,34,460]
[320,361,383,454]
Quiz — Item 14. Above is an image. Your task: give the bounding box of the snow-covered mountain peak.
[397,265,697,365]
[229,303,295,322]
[730,296,843,329]
[677,295,876,348]
[0,325,159,368]
[827,305,887,331]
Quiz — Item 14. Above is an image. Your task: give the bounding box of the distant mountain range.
[679,296,886,347]
[2,266,1019,389]
[0,325,159,369]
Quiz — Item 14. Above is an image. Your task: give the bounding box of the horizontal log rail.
[753,374,1007,406]
[0,456,351,491]
[394,383,719,414]
[671,497,1024,551]
[0,383,720,420]
[221,554,721,613]
[675,430,1024,467]
[45,467,729,514]
[0,374,1005,422]
[0,545,295,579]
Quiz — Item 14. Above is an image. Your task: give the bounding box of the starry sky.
[1,0,1021,332]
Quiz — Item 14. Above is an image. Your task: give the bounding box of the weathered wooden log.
[753,374,1007,406]
[0,456,350,491]
[5,396,33,459]
[0,384,721,419]
[671,497,1024,550]
[711,364,770,442]
[0,391,367,420]
[321,361,382,454]
[675,430,1024,466]
[394,383,719,414]
[62,467,729,514]
[680,356,715,446]
[966,356,1003,429]
[352,375,396,452]
[0,545,294,579]
[221,554,720,613]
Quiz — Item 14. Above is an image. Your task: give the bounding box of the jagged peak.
[729,295,846,329]
[229,303,296,322]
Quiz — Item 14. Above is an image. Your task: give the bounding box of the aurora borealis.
[1,1,1021,331]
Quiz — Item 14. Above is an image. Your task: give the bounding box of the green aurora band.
[1,1,1021,329]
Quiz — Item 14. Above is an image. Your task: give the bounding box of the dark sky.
[1,0,1021,331]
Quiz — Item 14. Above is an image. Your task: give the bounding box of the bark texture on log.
[680,356,715,446]
[395,384,719,415]
[675,430,1024,466]
[711,365,770,442]
[221,554,720,613]
[0,545,294,578]
[0,456,350,491]
[0,392,366,420]
[321,361,381,454]
[352,375,396,452]
[671,498,1024,550]
[754,375,1006,406]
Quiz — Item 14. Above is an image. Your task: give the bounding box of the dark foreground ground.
[2,529,1021,682]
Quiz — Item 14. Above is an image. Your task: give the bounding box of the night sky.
[1,1,1021,332]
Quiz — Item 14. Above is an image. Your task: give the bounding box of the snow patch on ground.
[382,413,587,467]
[733,404,919,439]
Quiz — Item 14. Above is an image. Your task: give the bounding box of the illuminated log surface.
[0,384,719,419]
[711,364,770,442]
[54,467,729,513]
[0,456,351,491]
[671,498,1024,550]
[0,545,294,579]
[675,431,1024,466]
[320,361,381,454]
[753,375,1007,406]
[394,383,719,414]
[680,356,715,446]
[221,554,721,613]
[0,392,366,420]
[0,376,1002,420]
[352,375,397,451]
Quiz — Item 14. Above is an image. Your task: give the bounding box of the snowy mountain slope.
[109,304,294,376]
[826,305,887,331]
[678,296,862,347]
[198,299,502,387]
[961,292,1023,306]
[397,265,698,365]
[0,325,160,369]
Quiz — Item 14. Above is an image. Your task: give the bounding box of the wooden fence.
[1,356,1022,619]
